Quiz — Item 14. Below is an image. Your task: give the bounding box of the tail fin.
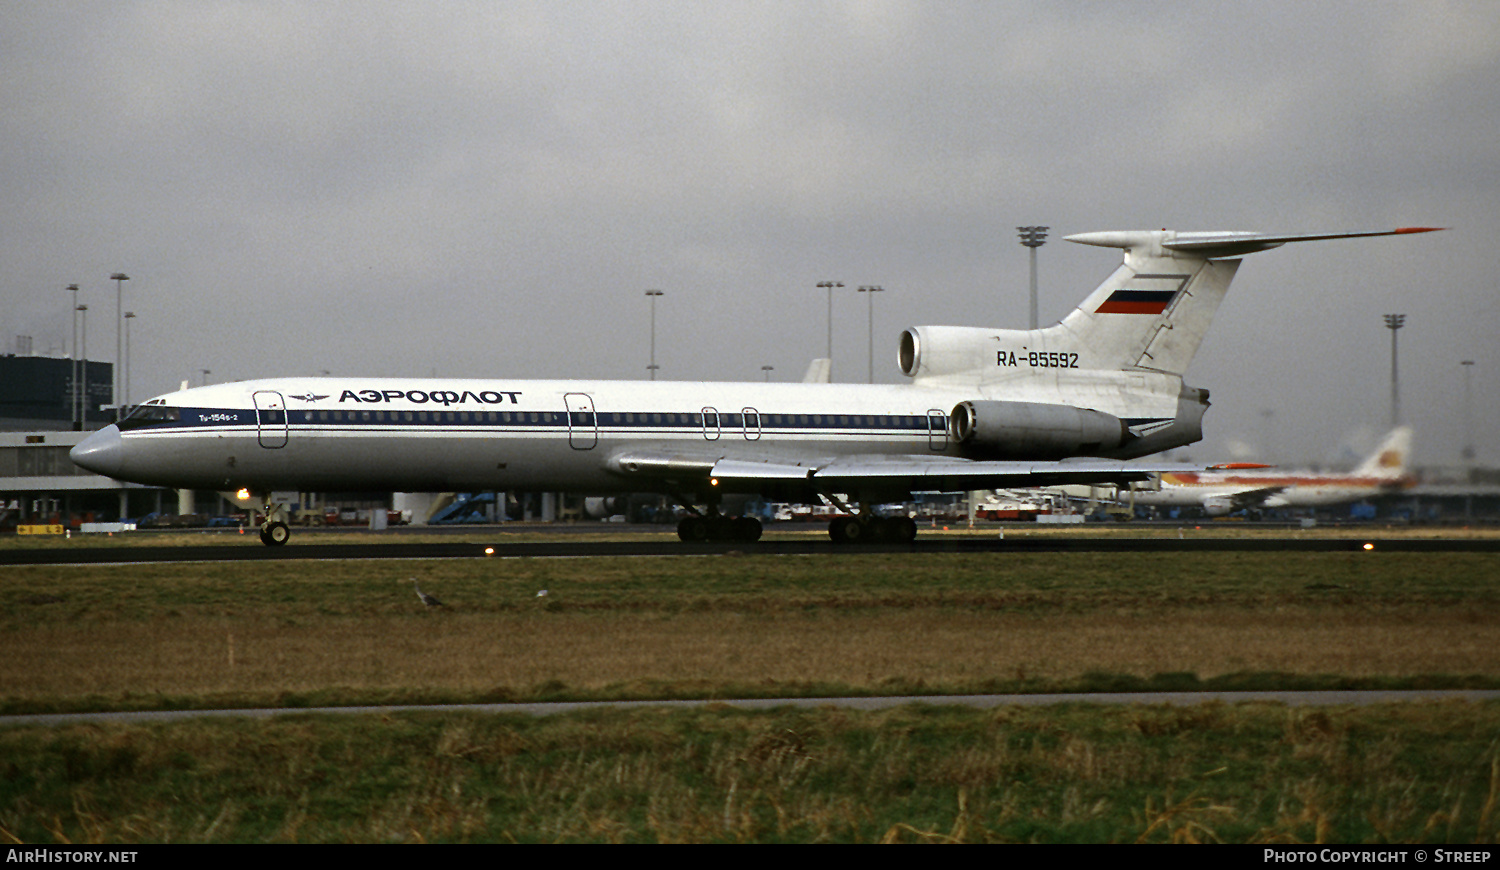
[1056,228,1443,377]
[1353,427,1413,478]
[1052,248,1239,376]
[898,228,1440,384]
[801,358,832,384]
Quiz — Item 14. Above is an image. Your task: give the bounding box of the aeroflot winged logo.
[288,393,329,402]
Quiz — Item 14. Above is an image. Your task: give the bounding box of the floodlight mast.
[1384,313,1406,426]
[1017,226,1048,330]
[644,289,664,381]
[123,311,136,410]
[1461,360,1475,462]
[67,284,79,430]
[816,281,842,380]
[111,273,129,409]
[857,285,884,384]
[76,305,88,428]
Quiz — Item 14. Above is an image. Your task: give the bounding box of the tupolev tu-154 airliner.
[71,227,1440,546]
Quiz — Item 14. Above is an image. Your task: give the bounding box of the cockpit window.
[117,405,182,430]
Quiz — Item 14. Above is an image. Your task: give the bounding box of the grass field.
[3,702,1498,843]
[2,527,1498,842]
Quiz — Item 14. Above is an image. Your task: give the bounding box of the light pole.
[67,284,79,429]
[1017,226,1048,329]
[123,311,136,410]
[644,289,663,381]
[111,273,129,408]
[76,305,88,429]
[857,285,884,384]
[1461,360,1475,462]
[816,281,842,379]
[761,365,774,382]
[1384,314,1405,426]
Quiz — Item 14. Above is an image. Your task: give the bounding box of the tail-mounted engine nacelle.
[950,400,1128,459]
[898,326,996,380]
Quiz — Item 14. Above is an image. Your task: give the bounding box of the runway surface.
[5,532,1499,564]
[6,690,1499,728]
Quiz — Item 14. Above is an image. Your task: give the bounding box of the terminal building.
[0,355,159,527]
[1,355,115,432]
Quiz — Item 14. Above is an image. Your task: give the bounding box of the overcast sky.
[3,1,1495,468]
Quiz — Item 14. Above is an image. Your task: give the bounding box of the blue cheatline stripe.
[124,407,948,435]
[125,406,1174,438]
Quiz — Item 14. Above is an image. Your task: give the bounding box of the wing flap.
[711,458,816,481]
[612,447,1209,497]
[809,456,1177,492]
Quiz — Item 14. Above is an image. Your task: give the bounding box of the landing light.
[484,547,495,556]
[1363,543,1375,551]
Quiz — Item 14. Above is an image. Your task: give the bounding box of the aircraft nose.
[70,426,124,478]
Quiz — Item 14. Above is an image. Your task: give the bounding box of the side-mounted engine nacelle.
[1202,496,1235,517]
[950,400,1128,460]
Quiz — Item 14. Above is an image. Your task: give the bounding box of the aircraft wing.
[798,455,1176,491]
[1219,486,1288,512]
[611,448,1202,500]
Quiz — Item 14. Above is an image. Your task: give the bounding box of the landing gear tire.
[260,521,290,547]
[829,515,864,545]
[678,516,710,542]
[829,515,918,545]
[678,515,763,543]
[887,516,918,544]
[732,516,763,543]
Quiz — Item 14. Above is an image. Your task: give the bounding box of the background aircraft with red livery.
[1132,427,1414,516]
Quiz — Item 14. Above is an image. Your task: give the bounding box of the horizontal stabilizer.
[1067,227,1444,259]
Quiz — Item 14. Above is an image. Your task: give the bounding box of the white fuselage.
[79,372,1187,498]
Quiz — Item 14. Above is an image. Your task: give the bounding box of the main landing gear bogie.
[828,514,918,545]
[677,515,763,543]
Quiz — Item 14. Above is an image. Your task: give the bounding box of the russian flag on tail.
[1095,289,1177,314]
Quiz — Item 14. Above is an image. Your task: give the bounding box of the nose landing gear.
[259,520,291,546]
[253,494,292,546]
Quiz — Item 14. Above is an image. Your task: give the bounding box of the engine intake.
[950,400,1128,459]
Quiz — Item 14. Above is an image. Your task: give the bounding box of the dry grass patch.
[2,550,1497,710]
[4,608,1499,709]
